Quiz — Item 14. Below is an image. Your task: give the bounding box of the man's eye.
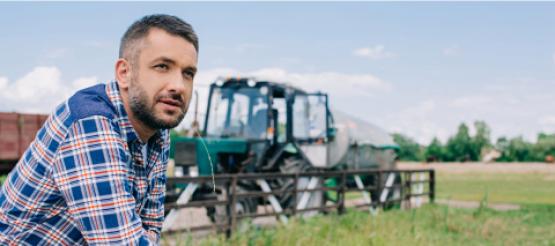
[183,71,195,79]
[154,64,169,70]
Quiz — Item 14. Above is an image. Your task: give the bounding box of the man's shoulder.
[67,83,117,121]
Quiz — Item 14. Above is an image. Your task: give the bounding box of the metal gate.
[162,168,435,237]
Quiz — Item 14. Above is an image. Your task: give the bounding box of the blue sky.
[1,2,555,144]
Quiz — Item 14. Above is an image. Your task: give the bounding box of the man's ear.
[115,58,131,89]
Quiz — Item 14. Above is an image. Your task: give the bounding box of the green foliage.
[394,119,555,162]
[397,120,493,162]
[445,123,474,161]
[495,136,534,161]
[472,121,491,155]
[392,133,424,161]
[494,133,555,162]
[424,138,445,162]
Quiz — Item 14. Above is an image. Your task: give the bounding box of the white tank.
[300,110,398,169]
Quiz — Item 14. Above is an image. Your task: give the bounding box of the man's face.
[128,28,198,130]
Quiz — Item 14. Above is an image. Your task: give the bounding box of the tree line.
[392,121,555,162]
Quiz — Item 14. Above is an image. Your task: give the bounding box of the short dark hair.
[119,14,199,60]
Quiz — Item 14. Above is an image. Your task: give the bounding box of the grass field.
[399,162,555,205]
[437,172,555,205]
[165,163,555,245]
[169,204,555,246]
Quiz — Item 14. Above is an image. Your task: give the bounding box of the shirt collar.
[105,80,167,146]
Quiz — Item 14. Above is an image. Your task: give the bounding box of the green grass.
[166,204,555,246]
[437,172,555,205]
[163,170,555,245]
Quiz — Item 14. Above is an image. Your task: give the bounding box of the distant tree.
[531,133,555,161]
[495,136,510,161]
[415,120,555,163]
[471,121,492,160]
[392,133,424,161]
[496,136,534,162]
[445,123,475,161]
[425,137,445,162]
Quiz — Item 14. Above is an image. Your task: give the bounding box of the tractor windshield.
[206,87,270,139]
[293,94,328,140]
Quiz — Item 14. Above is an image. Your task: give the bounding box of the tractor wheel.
[274,156,324,215]
[206,185,258,227]
[276,156,308,208]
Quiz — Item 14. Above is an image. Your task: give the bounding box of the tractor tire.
[206,185,258,227]
[276,156,309,208]
[274,156,324,216]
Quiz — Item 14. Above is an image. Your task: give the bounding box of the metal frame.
[162,168,435,237]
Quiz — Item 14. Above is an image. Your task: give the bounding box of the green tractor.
[168,77,399,221]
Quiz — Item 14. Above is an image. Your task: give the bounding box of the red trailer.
[0,112,48,174]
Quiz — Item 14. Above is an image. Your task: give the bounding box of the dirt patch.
[399,162,555,174]
[435,199,520,211]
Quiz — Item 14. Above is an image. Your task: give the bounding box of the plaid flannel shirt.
[0,81,169,245]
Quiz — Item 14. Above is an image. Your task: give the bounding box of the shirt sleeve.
[139,144,168,242]
[52,116,154,245]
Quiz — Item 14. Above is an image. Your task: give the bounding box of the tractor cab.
[196,78,334,174]
[204,78,333,145]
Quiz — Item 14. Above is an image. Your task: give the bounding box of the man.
[0,14,198,245]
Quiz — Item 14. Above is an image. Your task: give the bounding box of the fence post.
[429,170,435,203]
[338,172,346,215]
[404,171,412,209]
[230,176,238,236]
[292,173,298,216]
[376,170,382,208]
[224,180,232,238]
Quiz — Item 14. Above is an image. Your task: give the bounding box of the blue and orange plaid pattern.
[0,81,169,245]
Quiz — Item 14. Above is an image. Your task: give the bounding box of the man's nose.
[167,72,187,94]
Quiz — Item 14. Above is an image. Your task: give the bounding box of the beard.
[128,77,187,130]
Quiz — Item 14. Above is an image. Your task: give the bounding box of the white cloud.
[179,67,392,129]
[192,67,391,94]
[249,68,392,95]
[0,77,7,91]
[442,45,461,56]
[1,67,64,103]
[539,115,555,126]
[0,67,99,113]
[381,99,451,144]
[538,115,555,135]
[449,95,492,108]
[353,45,395,60]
